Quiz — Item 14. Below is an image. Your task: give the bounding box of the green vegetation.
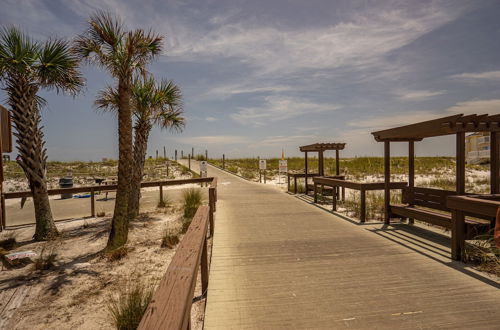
[161,226,180,248]
[108,279,155,330]
[181,188,203,232]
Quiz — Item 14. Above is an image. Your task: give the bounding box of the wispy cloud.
[451,70,500,80]
[231,95,340,126]
[348,110,439,130]
[395,89,447,101]
[445,98,500,114]
[205,116,217,122]
[174,135,250,145]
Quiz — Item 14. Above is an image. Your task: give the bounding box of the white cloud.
[451,70,500,80]
[395,89,447,101]
[164,7,460,75]
[348,110,439,130]
[174,135,249,145]
[205,116,217,122]
[445,99,500,115]
[231,95,340,126]
[203,83,292,100]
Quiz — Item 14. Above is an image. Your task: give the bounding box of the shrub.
[97,210,106,217]
[108,280,155,330]
[182,188,203,220]
[161,227,180,248]
[0,231,17,250]
[157,194,172,209]
[463,230,500,277]
[34,244,57,271]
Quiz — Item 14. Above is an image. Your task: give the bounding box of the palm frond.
[0,26,39,78]
[95,85,120,115]
[37,38,84,95]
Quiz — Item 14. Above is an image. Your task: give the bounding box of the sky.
[1,0,500,160]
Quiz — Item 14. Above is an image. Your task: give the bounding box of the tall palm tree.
[0,27,83,240]
[74,12,163,250]
[96,77,184,220]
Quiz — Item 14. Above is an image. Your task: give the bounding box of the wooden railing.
[447,194,500,261]
[138,205,212,330]
[313,177,407,223]
[1,177,216,229]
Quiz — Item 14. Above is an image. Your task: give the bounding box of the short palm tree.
[0,27,83,240]
[74,12,163,250]
[96,77,184,220]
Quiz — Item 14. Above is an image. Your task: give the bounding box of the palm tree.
[74,12,163,250]
[0,27,83,240]
[96,77,184,220]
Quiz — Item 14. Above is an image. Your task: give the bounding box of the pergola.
[299,142,345,193]
[372,113,499,218]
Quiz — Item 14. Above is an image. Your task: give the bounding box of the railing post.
[314,183,318,203]
[0,193,5,230]
[201,236,209,294]
[451,210,465,261]
[332,184,337,211]
[360,188,366,223]
[159,183,164,205]
[294,176,297,194]
[90,188,95,217]
[209,187,215,237]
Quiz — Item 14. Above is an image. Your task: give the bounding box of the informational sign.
[259,159,267,170]
[200,171,207,178]
[200,161,207,172]
[279,160,288,173]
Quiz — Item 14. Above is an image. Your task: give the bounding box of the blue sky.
[1,0,500,160]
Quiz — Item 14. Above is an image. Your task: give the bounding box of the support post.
[209,187,215,237]
[156,149,158,159]
[304,152,308,194]
[175,149,177,161]
[201,237,209,294]
[1,194,5,230]
[384,141,391,224]
[294,176,297,194]
[314,183,318,203]
[451,210,465,261]
[205,150,208,161]
[456,132,466,195]
[188,154,191,170]
[318,151,324,176]
[335,149,340,175]
[332,184,337,211]
[90,187,95,217]
[491,132,500,194]
[287,174,290,192]
[159,183,164,205]
[360,188,366,223]
[408,141,415,224]
[222,154,225,170]
[191,147,194,158]
[163,146,166,159]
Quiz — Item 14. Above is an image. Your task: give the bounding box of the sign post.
[200,160,208,178]
[259,159,267,183]
[278,159,288,185]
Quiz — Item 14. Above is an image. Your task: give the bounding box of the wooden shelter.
[299,143,345,193]
[372,113,499,259]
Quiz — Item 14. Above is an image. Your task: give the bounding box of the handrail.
[3,177,215,199]
[138,205,211,330]
[447,194,500,260]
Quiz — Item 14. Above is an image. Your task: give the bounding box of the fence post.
[222,154,225,169]
[209,187,215,237]
[451,210,465,261]
[188,154,191,170]
[360,188,366,223]
[159,183,164,205]
[201,236,209,294]
[90,187,95,217]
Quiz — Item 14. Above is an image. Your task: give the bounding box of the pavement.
[200,162,500,329]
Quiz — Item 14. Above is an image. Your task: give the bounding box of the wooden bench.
[391,187,490,234]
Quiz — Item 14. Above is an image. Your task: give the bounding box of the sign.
[259,159,267,170]
[199,161,207,172]
[0,105,12,153]
[279,160,288,173]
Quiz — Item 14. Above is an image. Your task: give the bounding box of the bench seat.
[391,204,452,229]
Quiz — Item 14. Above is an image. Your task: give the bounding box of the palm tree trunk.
[7,79,58,240]
[128,121,151,220]
[107,78,133,251]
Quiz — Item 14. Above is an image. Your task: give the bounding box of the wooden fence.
[0,177,217,229]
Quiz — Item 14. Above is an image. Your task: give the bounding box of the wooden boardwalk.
[203,164,500,329]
